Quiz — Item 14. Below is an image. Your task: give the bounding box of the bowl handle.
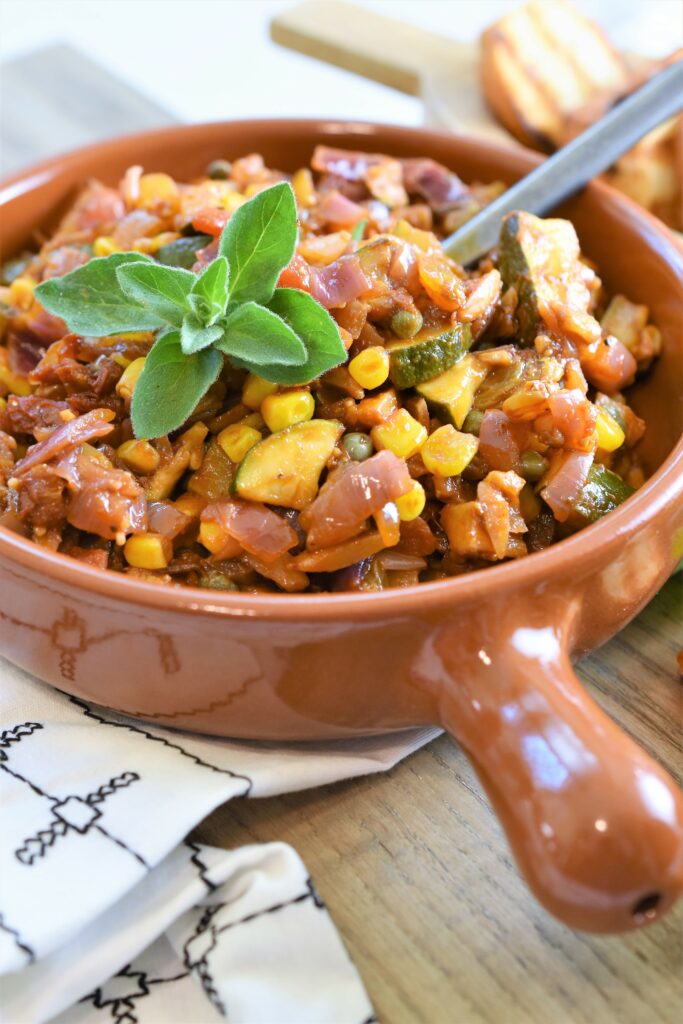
[433,615,683,932]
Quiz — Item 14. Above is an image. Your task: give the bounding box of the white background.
[1,0,681,127]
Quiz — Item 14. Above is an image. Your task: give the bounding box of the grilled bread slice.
[481,2,682,229]
[481,0,630,151]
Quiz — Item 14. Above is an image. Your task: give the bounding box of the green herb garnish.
[35,182,346,438]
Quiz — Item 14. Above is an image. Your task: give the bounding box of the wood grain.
[195,575,682,1024]
[270,0,462,96]
[270,1,512,143]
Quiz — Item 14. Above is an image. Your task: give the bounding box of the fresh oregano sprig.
[35,182,347,438]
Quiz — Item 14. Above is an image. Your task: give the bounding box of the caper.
[206,159,232,180]
[342,432,374,462]
[520,450,548,482]
[199,571,238,591]
[1,253,31,286]
[462,409,484,436]
[391,309,423,339]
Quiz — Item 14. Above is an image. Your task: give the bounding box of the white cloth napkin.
[0,656,439,1023]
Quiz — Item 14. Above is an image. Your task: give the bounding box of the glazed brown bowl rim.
[1,117,682,623]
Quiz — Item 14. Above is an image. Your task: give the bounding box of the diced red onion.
[203,498,298,564]
[401,158,468,209]
[15,408,115,476]
[541,451,594,522]
[478,410,528,471]
[301,450,413,549]
[317,190,366,229]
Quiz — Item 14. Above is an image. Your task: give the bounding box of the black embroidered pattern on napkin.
[80,963,190,1024]
[68,696,254,794]
[0,718,148,868]
[0,675,380,1022]
[185,840,219,893]
[181,876,327,1016]
[0,721,43,760]
[0,912,35,966]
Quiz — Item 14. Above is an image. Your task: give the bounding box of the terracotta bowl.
[1,120,682,934]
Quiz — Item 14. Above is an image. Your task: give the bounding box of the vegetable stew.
[0,148,660,592]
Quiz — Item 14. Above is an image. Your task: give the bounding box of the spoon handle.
[443,60,683,265]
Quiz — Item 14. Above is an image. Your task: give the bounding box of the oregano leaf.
[180,316,224,355]
[218,182,297,305]
[191,256,229,325]
[34,253,164,336]
[116,262,194,329]
[259,287,347,384]
[131,331,222,438]
[216,301,307,367]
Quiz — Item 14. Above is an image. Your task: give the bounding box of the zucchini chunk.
[498,211,580,344]
[233,419,343,509]
[387,323,472,389]
[416,353,488,428]
[568,464,634,525]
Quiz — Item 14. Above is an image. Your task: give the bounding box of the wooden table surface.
[195,574,682,1024]
[3,46,682,1024]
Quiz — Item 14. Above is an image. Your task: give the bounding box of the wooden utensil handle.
[270,0,468,95]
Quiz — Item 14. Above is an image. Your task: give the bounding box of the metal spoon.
[443,60,683,266]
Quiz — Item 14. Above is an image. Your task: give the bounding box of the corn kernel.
[116,357,146,401]
[595,409,625,452]
[132,231,179,254]
[421,425,479,477]
[93,236,120,257]
[242,373,278,410]
[395,480,426,521]
[58,409,76,422]
[220,191,247,213]
[199,520,242,557]
[117,439,160,474]
[9,276,35,310]
[0,362,32,397]
[348,346,390,390]
[174,492,206,518]
[217,423,262,463]
[371,408,427,459]
[261,390,315,433]
[113,354,132,369]
[124,533,172,569]
[292,167,316,208]
[137,173,179,210]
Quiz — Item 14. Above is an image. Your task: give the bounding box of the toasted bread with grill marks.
[481,2,682,230]
[481,0,630,151]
